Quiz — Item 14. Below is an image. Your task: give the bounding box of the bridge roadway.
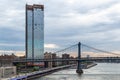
[13,57,120,63]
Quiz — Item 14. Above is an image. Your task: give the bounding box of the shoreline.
[8,64,76,80]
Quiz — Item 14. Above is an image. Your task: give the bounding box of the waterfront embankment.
[83,62,97,69]
[6,64,76,80]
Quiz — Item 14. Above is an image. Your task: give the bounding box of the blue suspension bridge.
[13,42,120,74]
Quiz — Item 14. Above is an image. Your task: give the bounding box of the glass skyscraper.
[26,4,44,59]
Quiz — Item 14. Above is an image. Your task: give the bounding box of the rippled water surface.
[34,63,120,80]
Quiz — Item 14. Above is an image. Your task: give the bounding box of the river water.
[34,63,120,80]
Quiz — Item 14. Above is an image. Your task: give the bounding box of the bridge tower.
[76,42,83,74]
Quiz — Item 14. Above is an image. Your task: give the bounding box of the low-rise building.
[0,54,18,67]
[44,52,57,68]
[0,66,16,78]
[62,53,70,65]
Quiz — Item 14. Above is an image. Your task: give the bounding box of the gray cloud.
[0,0,120,52]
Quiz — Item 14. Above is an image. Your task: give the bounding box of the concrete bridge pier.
[76,59,83,74]
[76,42,83,74]
[76,69,83,74]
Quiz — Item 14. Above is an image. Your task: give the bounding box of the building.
[52,53,57,67]
[62,53,70,65]
[44,52,57,68]
[56,56,62,66]
[0,66,16,78]
[69,56,77,64]
[44,52,52,68]
[0,54,18,67]
[26,4,44,59]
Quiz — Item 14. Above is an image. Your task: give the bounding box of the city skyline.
[0,0,120,55]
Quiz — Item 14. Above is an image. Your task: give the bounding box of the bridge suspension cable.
[54,43,78,53]
[81,43,120,56]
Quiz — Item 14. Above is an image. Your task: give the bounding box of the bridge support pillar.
[76,69,83,74]
[76,42,83,74]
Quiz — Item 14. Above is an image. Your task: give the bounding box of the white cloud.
[45,44,59,49]
[15,51,25,56]
[0,43,24,47]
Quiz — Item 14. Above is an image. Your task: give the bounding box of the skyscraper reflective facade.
[26,4,44,59]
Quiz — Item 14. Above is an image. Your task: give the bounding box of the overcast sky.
[0,0,120,53]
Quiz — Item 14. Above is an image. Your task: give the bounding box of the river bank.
[7,64,75,80]
[83,62,97,69]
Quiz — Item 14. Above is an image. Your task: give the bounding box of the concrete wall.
[0,66,16,78]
